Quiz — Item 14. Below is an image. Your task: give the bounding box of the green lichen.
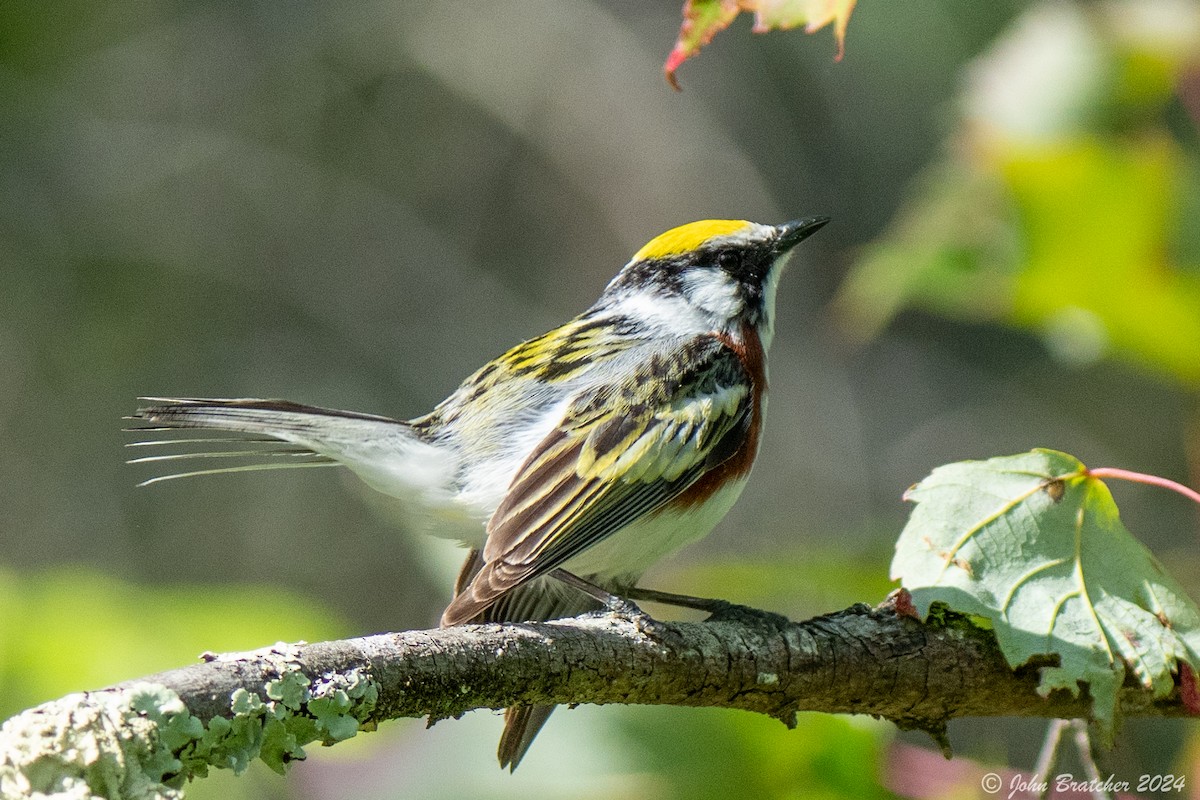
[265,670,311,711]
[0,685,188,800]
[1,652,380,800]
[310,668,379,745]
[181,661,380,778]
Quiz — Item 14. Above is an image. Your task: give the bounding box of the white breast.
[559,476,750,583]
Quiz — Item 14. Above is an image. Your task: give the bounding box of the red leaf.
[665,0,857,90]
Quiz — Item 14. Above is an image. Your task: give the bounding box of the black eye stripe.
[608,242,774,297]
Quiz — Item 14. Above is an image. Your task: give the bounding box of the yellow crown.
[632,220,753,262]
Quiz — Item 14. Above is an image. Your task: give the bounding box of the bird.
[128,216,829,769]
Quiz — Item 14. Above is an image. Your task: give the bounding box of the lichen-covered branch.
[1,601,1191,799]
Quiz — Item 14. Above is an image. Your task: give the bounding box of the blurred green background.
[2,0,1199,797]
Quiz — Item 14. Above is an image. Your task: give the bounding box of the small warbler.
[130,216,829,769]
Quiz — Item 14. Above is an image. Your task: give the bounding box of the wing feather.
[441,335,753,625]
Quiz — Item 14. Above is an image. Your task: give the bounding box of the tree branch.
[1,601,1190,799]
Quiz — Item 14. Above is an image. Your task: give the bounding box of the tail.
[127,397,454,502]
[497,706,556,772]
[446,551,601,771]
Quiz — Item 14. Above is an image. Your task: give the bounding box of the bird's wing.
[441,334,755,625]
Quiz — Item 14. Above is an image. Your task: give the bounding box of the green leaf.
[891,449,1200,734]
[1005,138,1200,383]
[831,2,1200,386]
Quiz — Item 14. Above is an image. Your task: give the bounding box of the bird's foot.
[550,570,678,642]
[625,586,792,629]
[592,595,676,641]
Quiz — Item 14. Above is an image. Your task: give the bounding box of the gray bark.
[1,601,1190,800]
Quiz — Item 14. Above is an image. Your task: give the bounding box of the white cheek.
[681,269,743,319]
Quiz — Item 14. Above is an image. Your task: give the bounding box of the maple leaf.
[892,449,1200,734]
[665,0,857,90]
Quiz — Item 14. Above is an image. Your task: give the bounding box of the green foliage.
[1005,138,1200,381]
[892,449,1200,735]
[668,544,898,618]
[620,707,893,800]
[834,2,1200,385]
[0,568,348,721]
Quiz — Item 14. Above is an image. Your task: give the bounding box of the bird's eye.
[717,251,740,271]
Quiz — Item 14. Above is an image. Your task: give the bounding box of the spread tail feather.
[127,397,452,502]
[130,397,402,435]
